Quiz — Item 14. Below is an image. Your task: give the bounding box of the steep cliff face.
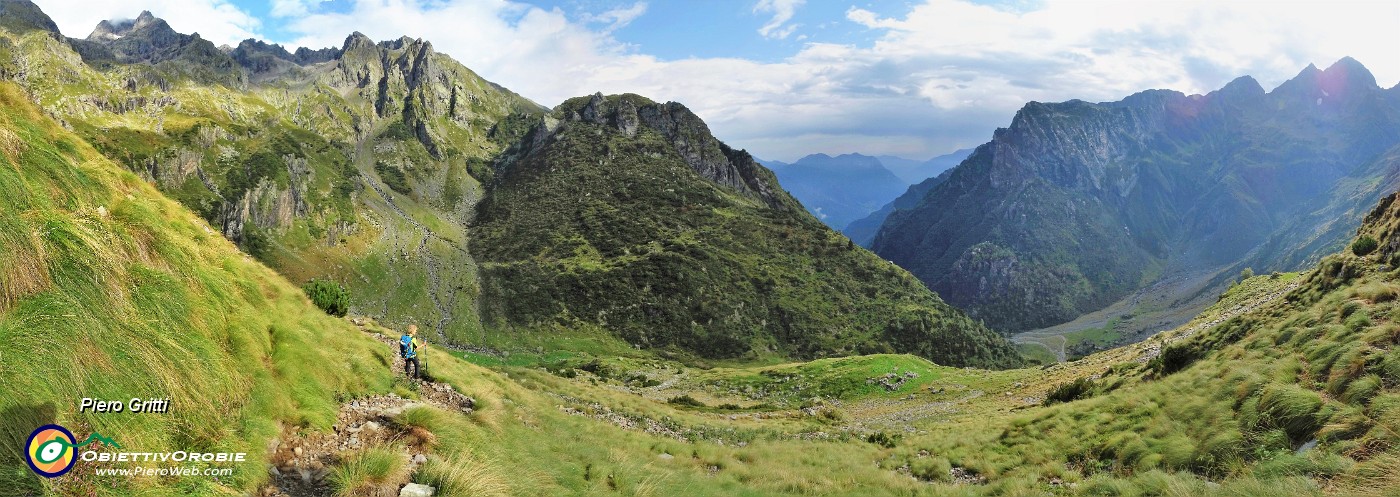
[874,58,1400,333]
[472,93,1022,367]
[326,32,538,157]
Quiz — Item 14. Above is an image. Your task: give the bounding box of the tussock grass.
[415,457,510,497]
[329,445,407,497]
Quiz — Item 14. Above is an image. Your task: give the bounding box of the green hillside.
[471,93,1022,368]
[0,81,395,494]
[0,13,543,348]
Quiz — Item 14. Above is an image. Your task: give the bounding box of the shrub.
[303,279,350,317]
[667,394,705,408]
[865,431,901,448]
[375,161,412,195]
[1149,343,1200,377]
[1352,235,1379,256]
[1044,377,1096,405]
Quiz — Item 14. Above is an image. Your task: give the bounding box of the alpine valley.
[1,1,1399,496]
[872,59,1400,345]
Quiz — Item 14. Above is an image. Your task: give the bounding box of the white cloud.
[35,0,261,47]
[754,0,804,39]
[581,2,648,34]
[270,0,314,18]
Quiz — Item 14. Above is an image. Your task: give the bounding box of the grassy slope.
[0,82,396,495]
[437,220,1398,496]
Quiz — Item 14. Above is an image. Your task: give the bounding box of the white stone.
[400,483,436,497]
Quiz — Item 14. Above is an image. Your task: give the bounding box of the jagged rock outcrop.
[510,93,791,209]
[874,58,1400,332]
[69,11,244,86]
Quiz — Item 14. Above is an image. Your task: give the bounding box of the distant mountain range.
[762,153,906,229]
[871,57,1400,333]
[761,148,973,232]
[879,149,974,184]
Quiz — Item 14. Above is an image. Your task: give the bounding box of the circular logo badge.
[26,424,76,478]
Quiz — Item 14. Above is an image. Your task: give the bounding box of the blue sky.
[30,0,1400,162]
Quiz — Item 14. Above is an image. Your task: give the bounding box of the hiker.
[400,324,424,380]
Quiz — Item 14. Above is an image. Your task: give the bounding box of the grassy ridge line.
[0,82,395,495]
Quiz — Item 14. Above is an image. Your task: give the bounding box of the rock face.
[472,93,1023,368]
[528,93,792,209]
[873,58,1400,332]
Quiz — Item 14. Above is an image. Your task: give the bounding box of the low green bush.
[1352,235,1379,256]
[304,279,350,317]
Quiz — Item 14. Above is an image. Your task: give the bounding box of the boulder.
[400,483,436,497]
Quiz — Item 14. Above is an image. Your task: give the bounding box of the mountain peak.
[1208,75,1266,104]
[342,31,375,51]
[1322,56,1377,89]
[86,10,170,41]
[1220,75,1264,95]
[1273,57,1379,100]
[0,0,60,35]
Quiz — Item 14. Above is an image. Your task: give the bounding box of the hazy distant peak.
[1322,56,1377,88]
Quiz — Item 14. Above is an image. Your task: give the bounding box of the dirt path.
[258,326,475,497]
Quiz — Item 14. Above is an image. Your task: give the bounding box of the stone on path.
[400,483,436,497]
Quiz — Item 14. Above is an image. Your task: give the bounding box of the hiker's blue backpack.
[400,335,416,358]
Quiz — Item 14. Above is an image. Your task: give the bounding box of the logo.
[24,424,119,478]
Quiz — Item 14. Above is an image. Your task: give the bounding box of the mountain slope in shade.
[873,58,1400,333]
[844,167,956,247]
[768,153,908,229]
[471,93,1022,368]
